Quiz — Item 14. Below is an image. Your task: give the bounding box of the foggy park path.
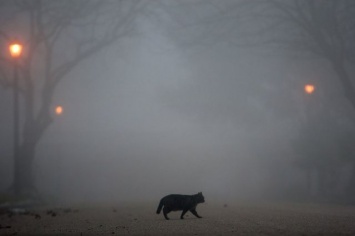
[1,202,355,235]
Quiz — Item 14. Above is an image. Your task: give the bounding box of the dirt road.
[1,202,355,235]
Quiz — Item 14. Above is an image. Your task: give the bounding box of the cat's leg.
[180,209,189,219]
[163,207,170,220]
[190,209,202,218]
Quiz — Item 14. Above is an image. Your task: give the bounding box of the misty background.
[1,0,355,205]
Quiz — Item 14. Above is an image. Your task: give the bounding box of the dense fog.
[1,0,355,206]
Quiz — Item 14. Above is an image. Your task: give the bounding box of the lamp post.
[304,83,316,116]
[9,42,23,194]
[303,83,316,196]
[55,105,63,202]
[303,83,316,118]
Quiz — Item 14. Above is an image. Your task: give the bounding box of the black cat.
[156,192,205,220]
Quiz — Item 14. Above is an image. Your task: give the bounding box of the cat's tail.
[156,199,164,214]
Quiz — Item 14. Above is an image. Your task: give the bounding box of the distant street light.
[304,84,315,94]
[9,42,23,194]
[9,43,23,58]
[55,106,63,115]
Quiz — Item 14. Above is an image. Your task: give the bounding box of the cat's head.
[196,192,205,203]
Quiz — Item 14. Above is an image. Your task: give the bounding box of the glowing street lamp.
[9,42,23,194]
[9,43,23,58]
[304,84,315,94]
[55,106,63,115]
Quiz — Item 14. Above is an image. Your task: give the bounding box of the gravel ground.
[1,202,355,235]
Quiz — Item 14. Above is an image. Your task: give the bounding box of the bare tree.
[0,0,147,196]
[230,0,355,108]
[164,0,355,106]
[232,0,355,200]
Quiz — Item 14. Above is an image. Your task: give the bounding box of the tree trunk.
[13,141,37,196]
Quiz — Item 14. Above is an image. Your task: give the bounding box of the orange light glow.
[55,106,63,115]
[9,43,23,58]
[304,84,315,94]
